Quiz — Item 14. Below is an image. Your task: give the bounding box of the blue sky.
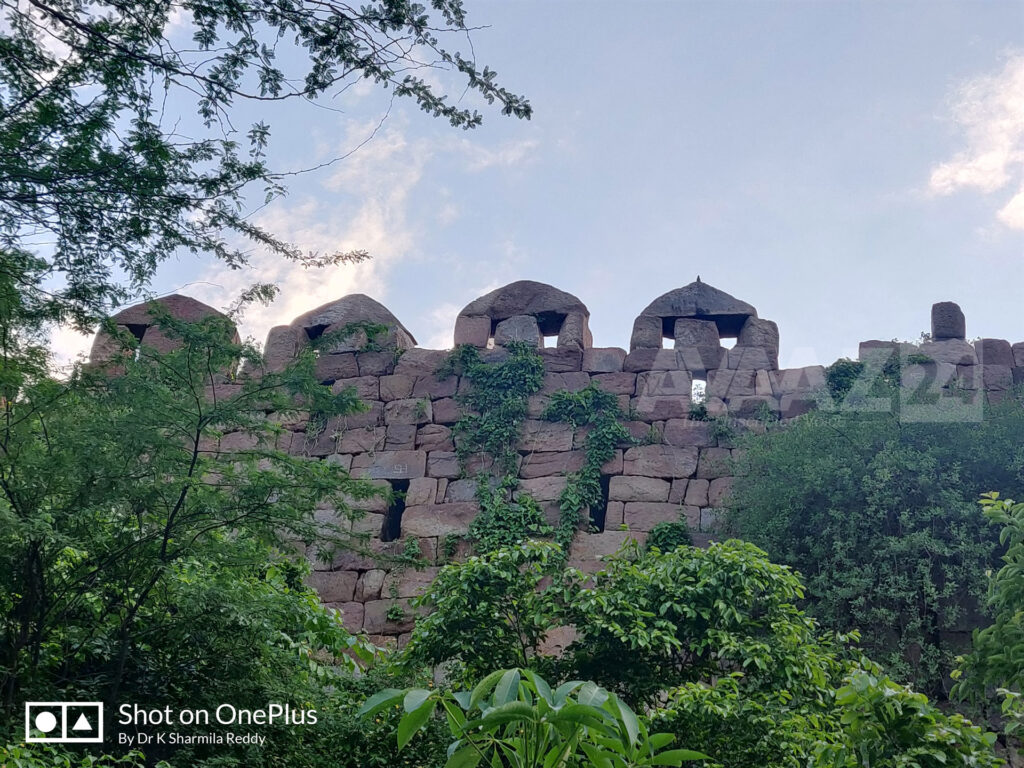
[54,0,1024,368]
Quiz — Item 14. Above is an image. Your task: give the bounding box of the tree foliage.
[728,406,1023,694]
[0,303,384,762]
[0,0,531,324]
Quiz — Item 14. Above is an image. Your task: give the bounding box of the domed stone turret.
[89,294,237,364]
[453,280,591,350]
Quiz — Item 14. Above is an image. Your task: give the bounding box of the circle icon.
[34,711,57,733]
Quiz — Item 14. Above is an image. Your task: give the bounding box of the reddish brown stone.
[622,445,698,478]
[608,476,670,502]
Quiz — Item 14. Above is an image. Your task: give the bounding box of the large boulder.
[931,302,966,341]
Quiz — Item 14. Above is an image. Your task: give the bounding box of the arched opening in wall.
[380,479,409,542]
[304,324,329,341]
[589,475,613,532]
[691,379,707,404]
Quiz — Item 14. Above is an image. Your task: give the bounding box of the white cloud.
[449,138,540,172]
[928,53,1024,230]
[423,302,462,349]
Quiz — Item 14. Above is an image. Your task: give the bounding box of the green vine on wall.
[437,343,548,552]
[543,383,631,551]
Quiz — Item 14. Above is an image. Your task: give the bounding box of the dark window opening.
[534,311,567,337]
[589,475,612,532]
[123,323,147,342]
[380,479,409,542]
[305,324,330,341]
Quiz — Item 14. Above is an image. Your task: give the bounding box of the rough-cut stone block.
[337,601,364,632]
[668,479,689,504]
[412,375,458,400]
[356,569,386,601]
[325,453,352,471]
[738,317,779,351]
[495,315,542,347]
[380,374,415,401]
[351,450,427,480]
[975,338,1015,366]
[673,318,721,373]
[631,397,689,421]
[406,477,437,506]
[624,502,683,531]
[1015,367,1024,387]
[540,347,584,372]
[306,570,357,602]
[901,361,956,393]
[601,450,624,475]
[315,353,359,382]
[623,348,682,372]
[454,315,491,347]
[771,366,827,395]
[333,375,379,401]
[356,351,397,377]
[604,501,625,528]
[636,370,692,402]
[557,311,591,351]
[630,315,663,350]
[622,445,698,478]
[444,478,477,503]
[858,341,898,363]
[696,447,731,479]
[519,451,586,479]
[708,477,733,506]
[527,395,551,418]
[394,348,449,376]
[540,371,589,395]
[427,451,460,478]
[982,364,1014,390]
[402,502,478,536]
[431,398,462,425]
[727,346,775,370]
[264,325,302,371]
[385,423,416,450]
[591,372,637,395]
[684,478,709,507]
[728,396,779,418]
[385,398,432,425]
[609,475,670,502]
[1013,342,1024,368]
[707,369,756,399]
[569,531,647,572]
[931,302,966,340]
[663,419,714,447]
[920,340,977,366]
[381,567,440,599]
[341,401,384,429]
[416,424,454,451]
[515,476,568,502]
[339,426,386,454]
[754,369,774,396]
[363,599,420,634]
[583,347,626,373]
[347,511,385,534]
[779,394,818,419]
[519,420,574,452]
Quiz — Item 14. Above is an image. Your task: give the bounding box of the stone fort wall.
[89,280,1024,645]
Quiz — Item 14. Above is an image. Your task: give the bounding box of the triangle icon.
[72,713,92,731]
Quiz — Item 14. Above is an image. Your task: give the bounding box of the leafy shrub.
[645,521,693,552]
[729,404,1024,694]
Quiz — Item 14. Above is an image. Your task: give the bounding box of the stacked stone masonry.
[89,282,1024,645]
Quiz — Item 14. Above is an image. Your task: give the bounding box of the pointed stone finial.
[696,275,702,283]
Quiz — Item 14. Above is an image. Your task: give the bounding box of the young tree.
[0,0,531,325]
[0,299,382,756]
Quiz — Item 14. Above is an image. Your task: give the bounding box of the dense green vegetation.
[728,403,1022,695]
